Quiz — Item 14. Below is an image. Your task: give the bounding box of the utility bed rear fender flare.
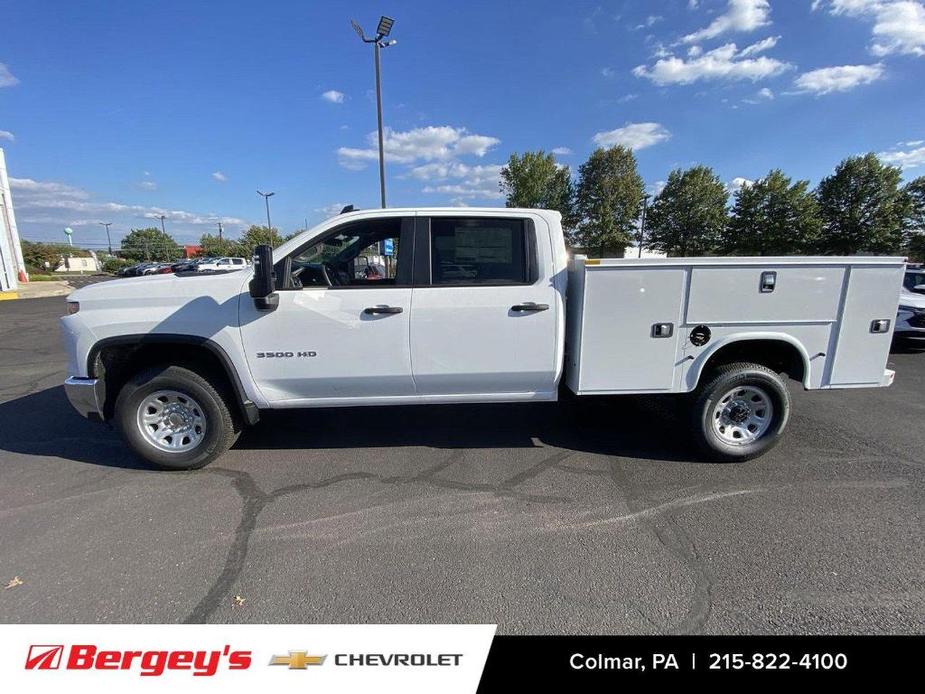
[86,334,259,425]
[687,333,813,391]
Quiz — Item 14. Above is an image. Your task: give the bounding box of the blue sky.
[1,0,924,246]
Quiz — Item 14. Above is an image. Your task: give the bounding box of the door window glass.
[430,218,528,285]
[287,218,407,288]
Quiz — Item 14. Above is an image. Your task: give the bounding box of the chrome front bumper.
[64,377,103,420]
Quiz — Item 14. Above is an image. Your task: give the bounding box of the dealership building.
[0,147,27,295]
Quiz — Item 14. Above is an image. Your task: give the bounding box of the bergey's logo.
[25,645,64,670]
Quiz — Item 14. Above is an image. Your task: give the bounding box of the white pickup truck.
[61,208,904,470]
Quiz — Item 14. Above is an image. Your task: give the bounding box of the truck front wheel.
[115,365,239,470]
[692,362,791,462]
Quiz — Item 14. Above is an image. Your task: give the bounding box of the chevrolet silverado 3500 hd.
[61,208,904,469]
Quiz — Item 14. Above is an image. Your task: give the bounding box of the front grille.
[910,313,925,328]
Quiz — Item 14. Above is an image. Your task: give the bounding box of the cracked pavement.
[0,297,923,633]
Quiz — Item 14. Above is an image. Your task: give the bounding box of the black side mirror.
[249,244,278,311]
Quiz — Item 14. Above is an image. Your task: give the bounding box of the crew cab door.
[409,215,559,398]
[239,216,415,405]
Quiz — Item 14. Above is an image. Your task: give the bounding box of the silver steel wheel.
[711,385,773,446]
[135,390,207,453]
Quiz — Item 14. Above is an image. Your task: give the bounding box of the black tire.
[691,362,791,462]
[115,365,239,470]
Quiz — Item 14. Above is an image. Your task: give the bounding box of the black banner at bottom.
[476,635,921,689]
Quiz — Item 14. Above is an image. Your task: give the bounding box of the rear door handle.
[363,305,403,315]
[511,302,549,312]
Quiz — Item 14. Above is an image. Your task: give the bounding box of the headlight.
[66,301,79,315]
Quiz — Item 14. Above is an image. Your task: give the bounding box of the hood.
[899,287,925,308]
[68,271,251,304]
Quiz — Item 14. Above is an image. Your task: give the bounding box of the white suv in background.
[197,257,249,272]
[896,267,925,340]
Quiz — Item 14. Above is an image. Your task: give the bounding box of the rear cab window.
[428,217,534,286]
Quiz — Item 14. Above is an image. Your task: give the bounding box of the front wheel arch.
[88,335,259,425]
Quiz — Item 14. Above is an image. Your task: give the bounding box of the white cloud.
[739,35,780,56]
[743,86,775,103]
[316,202,350,217]
[9,176,248,242]
[0,130,14,142]
[635,15,664,30]
[337,126,504,201]
[592,122,672,150]
[321,90,345,104]
[551,147,572,155]
[211,170,227,182]
[729,177,755,192]
[138,180,157,191]
[689,0,700,9]
[633,41,792,85]
[682,0,772,43]
[817,0,925,57]
[601,67,616,78]
[0,63,18,88]
[878,142,925,167]
[792,63,885,94]
[411,162,504,200]
[337,126,500,169]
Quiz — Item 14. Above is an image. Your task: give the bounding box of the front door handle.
[363,305,403,315]
[511,302,549,312]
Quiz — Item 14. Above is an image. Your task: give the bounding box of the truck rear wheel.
[115,365,238,470]
[692,362,791,462]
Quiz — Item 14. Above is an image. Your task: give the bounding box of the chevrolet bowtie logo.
[269,651,327,669]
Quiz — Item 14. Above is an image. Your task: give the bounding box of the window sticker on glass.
[453,228,513,264]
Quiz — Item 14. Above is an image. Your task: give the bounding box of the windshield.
[292,231,361,265]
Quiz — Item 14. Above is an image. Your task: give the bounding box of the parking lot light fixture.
[377,16,394,37]
[350,16,397,209]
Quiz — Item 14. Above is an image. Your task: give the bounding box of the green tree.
[199,232,239,258]
[574,146,645,256]
[904,176,925,261]
[20,240,89,271]
[723,170,821,255]
[500,151,577,230]
[101,256,133,274]
[120,227,181,262]
[645,165,727,256]
[232,225,286,257]
[815,153,909,255]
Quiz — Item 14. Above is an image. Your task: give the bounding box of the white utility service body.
[566,255,902,395]
[60,208,905,469]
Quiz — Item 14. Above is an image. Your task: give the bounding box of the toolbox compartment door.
[577,267,686,392]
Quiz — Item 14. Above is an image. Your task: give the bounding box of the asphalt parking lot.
[0,296,922,633]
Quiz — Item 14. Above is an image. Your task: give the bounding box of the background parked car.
[896,267,925,340]
[196,256,249,272]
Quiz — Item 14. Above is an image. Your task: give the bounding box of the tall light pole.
[154,214,166,234]
[217,221,223,241]
[98,222,113,255]
[257,190,275,233]
[351,16,396,209]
